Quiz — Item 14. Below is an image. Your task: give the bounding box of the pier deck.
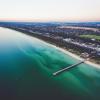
[53,60,86,76]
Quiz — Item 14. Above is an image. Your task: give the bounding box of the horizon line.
[0,19,100,23]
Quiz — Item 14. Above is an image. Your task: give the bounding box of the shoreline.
[2,27,100,69]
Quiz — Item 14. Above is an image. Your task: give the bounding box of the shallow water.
[0,27,100,100]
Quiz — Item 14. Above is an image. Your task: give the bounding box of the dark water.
[0,27,100,100]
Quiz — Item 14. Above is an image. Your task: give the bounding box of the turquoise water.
[0,27,100,100]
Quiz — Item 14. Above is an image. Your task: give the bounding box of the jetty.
[53,58,91,76]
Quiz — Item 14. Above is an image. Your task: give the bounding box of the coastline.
[2,27,100,69]
[37,37,100,69]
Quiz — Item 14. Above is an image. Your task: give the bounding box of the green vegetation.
[80,35,100,41]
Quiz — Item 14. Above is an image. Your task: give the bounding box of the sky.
[0,0,100,22]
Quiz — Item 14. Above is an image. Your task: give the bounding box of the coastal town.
[0,22,100,64]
